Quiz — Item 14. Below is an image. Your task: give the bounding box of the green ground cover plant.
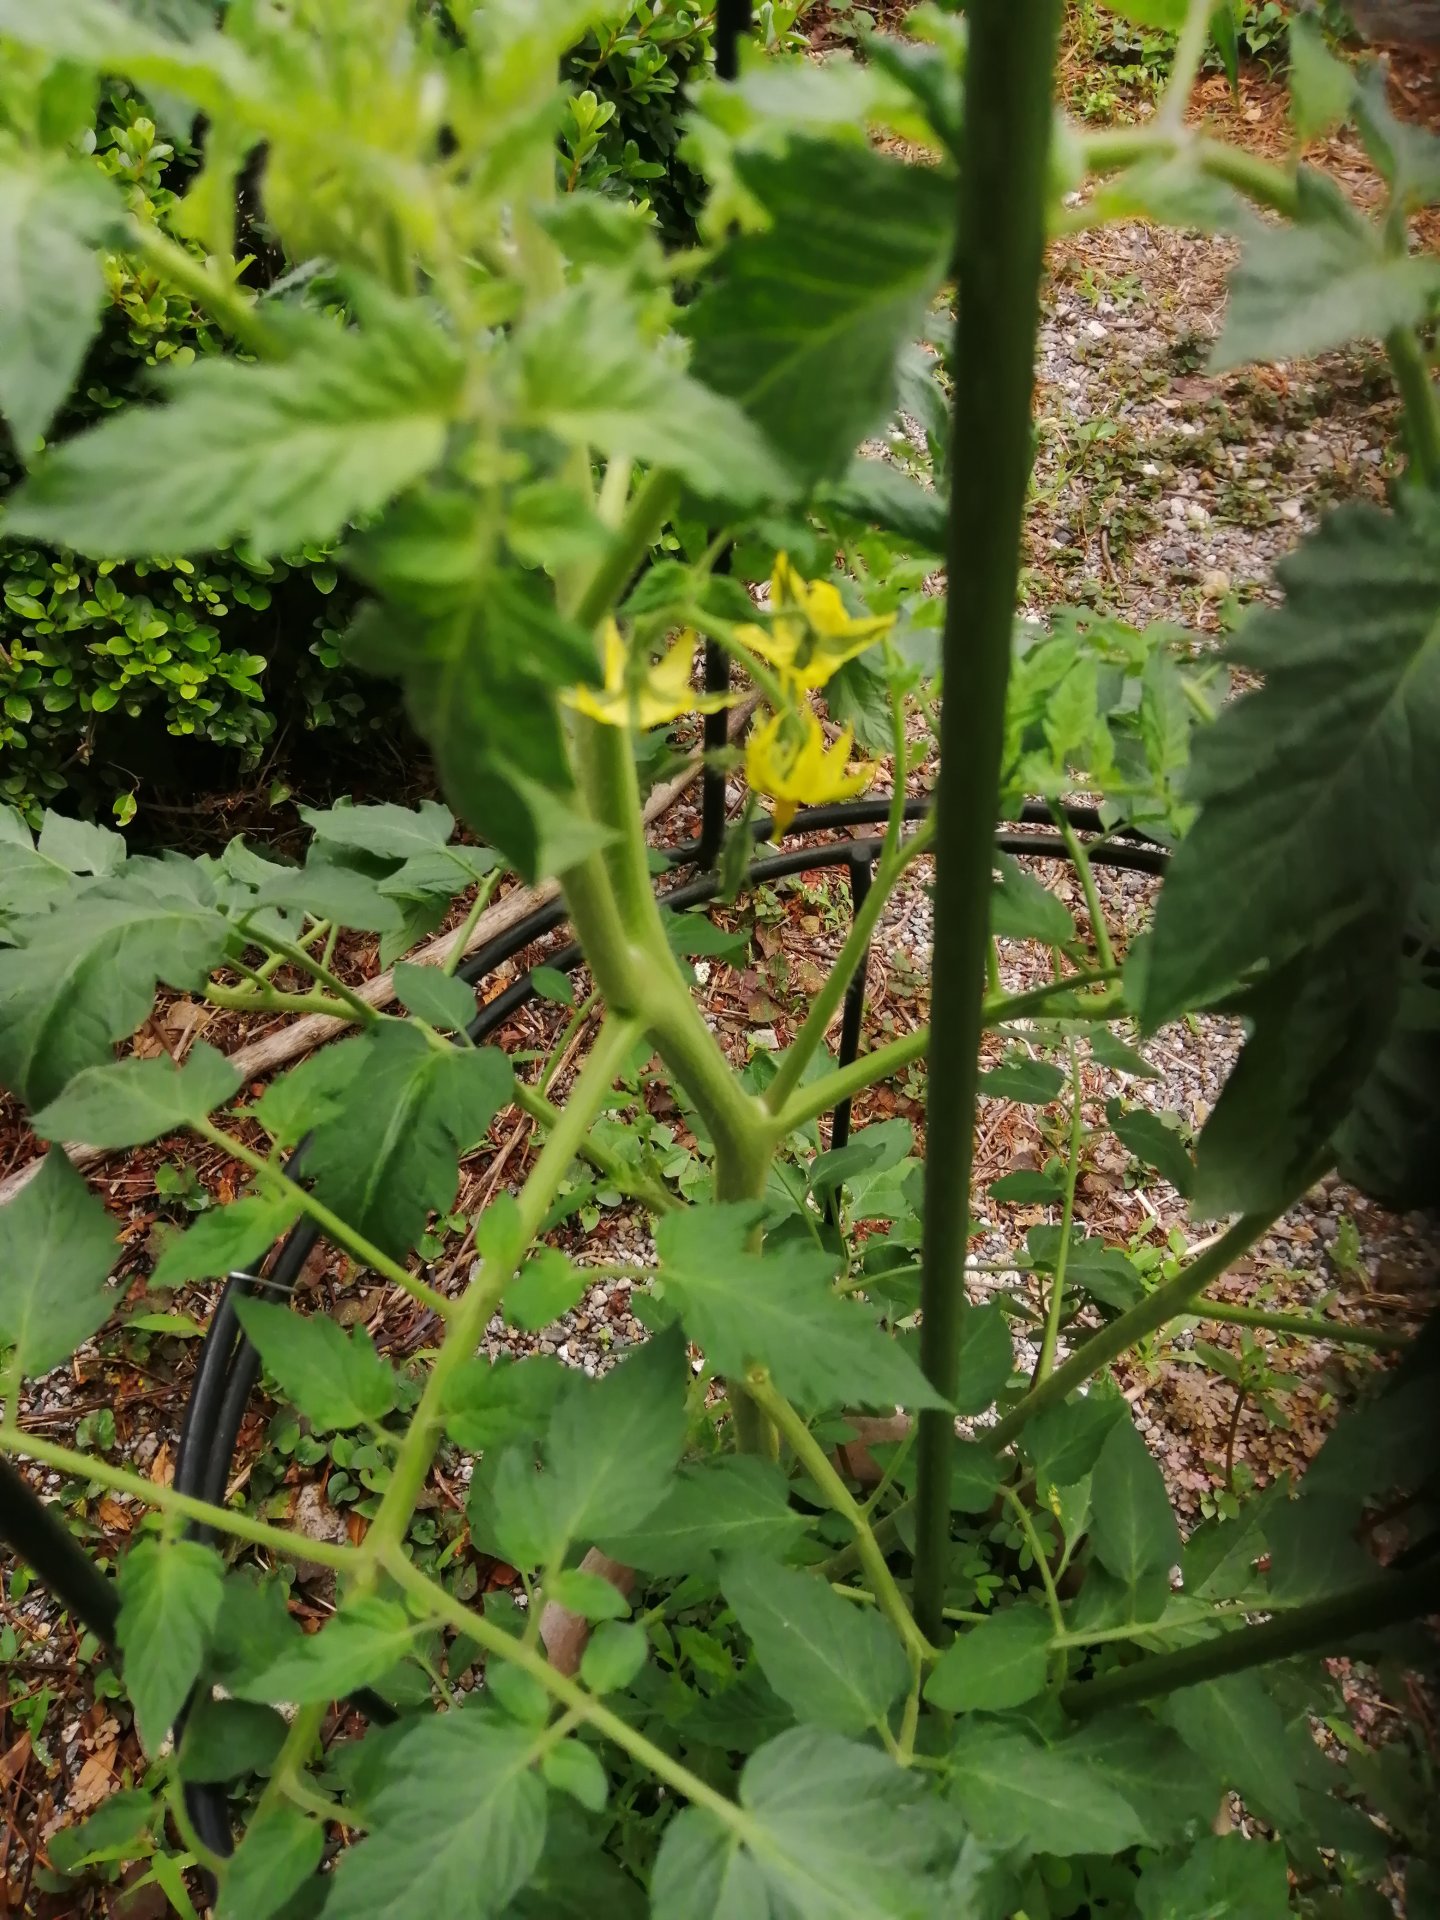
[0,1,1437,1915]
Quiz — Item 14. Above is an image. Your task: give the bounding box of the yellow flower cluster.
[565,622,733,731]
[738,556,890,833]
[562,558,889,838]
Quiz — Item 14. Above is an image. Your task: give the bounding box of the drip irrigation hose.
[0,795,1171,1862]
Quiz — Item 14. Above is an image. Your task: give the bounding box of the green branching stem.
[1386,325,1440,489]
[252,1702,328,1829]
[769,970,1120,1138]
[1194,1300,1407,1352]
[385,1549,750,1835]
[986,1194,1304,1457]
[363,1016,644,1562]
[912,0,1063,1647]
[763,819,934,1122]
[194,1122,452,1319]
[1162,0,1213,133]
[1080,128,1301,220]
[0,1428,358,1571]
[508,1077,678,1215]
[1061,1560,1440,1717]
[237,926,382,1028]
[129,219,281,361]
[744,1371,933,1666]
[444,871,503,974]
[1035,1041,1084,1383]
[1051,809,1115,975]
[1001,1486,1064,1643]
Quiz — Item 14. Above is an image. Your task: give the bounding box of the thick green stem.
[1061,1561,1440,1717]
[0,1429,358,1571]
[912,0,1062,1647]
[986,1197,1300,1457]
[747,1372,933,1666]
[366,1017,643,1559]
[1193,1301,1407,1352]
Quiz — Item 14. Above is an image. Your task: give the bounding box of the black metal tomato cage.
[0,0,1182,1870]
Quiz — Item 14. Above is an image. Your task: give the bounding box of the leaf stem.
[237,927,380,1028]
[129,220,281,360]
[913,0,1063,1646]
[1060,1561,1440,1717]
[1050,808,1115,975]
[986,1193,1305,1457]
[1035,1041,1084,1383]
[1192,1301,1406,1352]
[763,819,934,1121]
[384,1548,749,1835]
[1161,0,1212,132]
[1000,1487,1064,1643]
[362,1018,644,1562]
[194,1123,451,1319]
[745,1370,933,1667]
[444,872,502,975]
[0,1429,358,1571]
[1385,325,1440,488]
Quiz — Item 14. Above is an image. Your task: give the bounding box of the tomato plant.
[0,2,1437,1916]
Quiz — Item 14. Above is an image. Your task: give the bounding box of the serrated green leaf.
[9,315,463,559]
[47,1787,155,1871]
[1023,1392,1125,1491]
[234,1296,397,1433]
[544,1569,630,1622]
[179,1695,287,1784]
[300,798,457,865]
[598,1456,807,1575]
[949,1440,1004,1513]
[116,1535,224,1754]
[0,883,229,1108]
[655,1203,947,1413]
[1066,1711,1221,1847]
[32,1041,239,1148]
[722,1556,908,1736]
[925,1605,1053,1713]
[685,139,953,489]
[1216,178,1440,370]
[516,284,793,506]
[503,1248,586,1333]
[234,1596,418,1706]
[0,1149,116,1381]
[1160,1675,1301,1826]
[326,1712,546,1920]
[816,458,948,552]
[1195,916,1399,1218]
[1106,1098,1195,1198]
[946,1723,1151,1858]
[303,1024,512,1258]
[252,858,402,934]
[38,810,127,877]
[1089,1416,1182,1587]
[579,1620,647,1695]
[1143,498,1440,1030]
[952,1301,1014,1418]
[988,1169,1065,1203]
[652,1728,949,1920]
[1091,1027,1161,1079]
[392,962,479,1033]
[1353,62,1440,209]
[977,1055,1066,1103]
[441,1353,569,1454]
[1027,1226,1144,1312]
[1289,15,1356,141]
[490,1331,686,1570]
[0,0,261,115]
[991,855,1076,947]
[150,1187,301,1291]
[217,1802,326,1920]
[1264,1491,1374,1604]
[1135,1832,1291,1920]
[541,1740,608,1814]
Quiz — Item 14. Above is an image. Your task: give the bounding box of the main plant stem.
[912,0,1062,1646]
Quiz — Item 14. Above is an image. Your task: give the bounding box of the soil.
[2,11,1438,1914]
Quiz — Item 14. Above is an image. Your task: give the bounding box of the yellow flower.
[735,554,895,691]
[566,622,734,731]
[745,707,873,835]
